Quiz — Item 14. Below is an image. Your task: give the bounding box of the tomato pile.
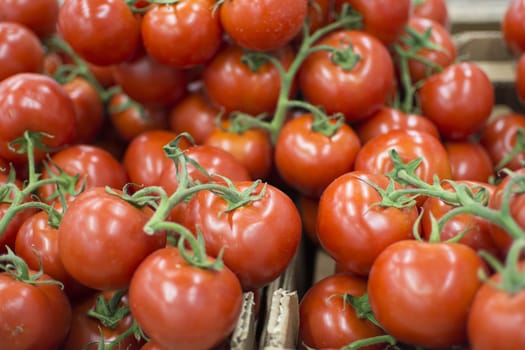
[1,0,525,349]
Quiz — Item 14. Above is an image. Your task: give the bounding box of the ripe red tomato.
[168,91,221,145]
[317,171,418,276]
[480,113,525,171]
[502,0,525,54]
[401,16,456,83]
[0,0,59,39]
[38,144,128,204]
[183,181,302,290]
[412,0,449,28]
[354,129,452,186]
[62,77,105,144]
[0,271,72,350]
[219,0,307,51]
[335,0,412,47]
[299,273,384,349]
[58,0,141,65]
[141,1,223,68]
[0,73,77,163]
[64,290,143,350]
[517,53,525,103]
[445,141,494,182]
[418,62,494,141]
[468,264,525,350]
[129,247,243,350]
[299,30,395,123]
[298,194,320,245]
[0,22,44,82]
[274,113,361,198]
[368,240,484,348]
[113,51,188,107]
[354,106,439,144]
[58,187,167,290]
[203,44,296,115]
[204,122,273,180]
[420,180,500,256]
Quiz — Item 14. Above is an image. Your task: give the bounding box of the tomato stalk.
[494,127,525,170]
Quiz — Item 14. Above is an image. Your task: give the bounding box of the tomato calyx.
[87,289,132,330]
[240,50,271,73]
[327,38,361,72]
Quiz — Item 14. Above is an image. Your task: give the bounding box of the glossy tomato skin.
[58,187,167,290]
[183,181,302,290]
[38,144,128,203]
[58,0,141,65]
[129,247,243,350]
[354,106,439,144]
[64,290,143,350]
[480,113,525,171]
[142,1,223,68]
[412,0,449,28]
[62,77,105,144]
[0,271,72,350]
[335,0,412,47]
[502,0,525,54]
[298,194,320,245]
[418,62,494,140]
[445,141,494,181]
[299,30,395,123]
[517,53,525,103]
[0,22,44,82]
[468,267,525,350]
[203,44,296,115]
[0,0,59,38]
[220,0,307,51]
[274,113,361,198]
[113,50,188,107]
[317,171,418,276]
[354,129,452,186]
[0,73,77,163]
[299,273,384,349]
[368,240,484,348]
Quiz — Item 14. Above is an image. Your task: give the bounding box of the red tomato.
[368,240,484,348]
[317,171,418,276]
[517,53,525,103]
[219,0,307,51]
[445,141,494,182]
[418,62,494,141]
[183,181,302,290]
[140,341,166,350]
[335,0,412,47]
[203,44,296,115]
[502,0,525,54]
[58,187,167,290]
[87,61,116,88]
[113,51,188,107]
[0,0,59,38]
[299,273,384,349]
[299,30,395,123]
[141,1,223,68]
[412,0,449,28]
[354,106,439,144]
[15,210,93,299]
[168,91,221,145]
[129,247,243,350]
[354,129,452,186]
[62,77,105,144]
[400,16,456,82]
[0,22,44,82]
[38,144,128,204]
[0,73,77,163]
[420,180,500,256]
[58,0,141,65]
[109,93,169,142]
[480,113,525,171]
[0,271,72,350]
[123,130,180,187]
[298,194,320,245]
[303,0,331,34]
[468,264,525,350]
[64,290,143,350]
[204,122,273,180]
[274,113,361,198]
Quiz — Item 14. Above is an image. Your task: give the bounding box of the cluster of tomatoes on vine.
[2,0,525,349]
